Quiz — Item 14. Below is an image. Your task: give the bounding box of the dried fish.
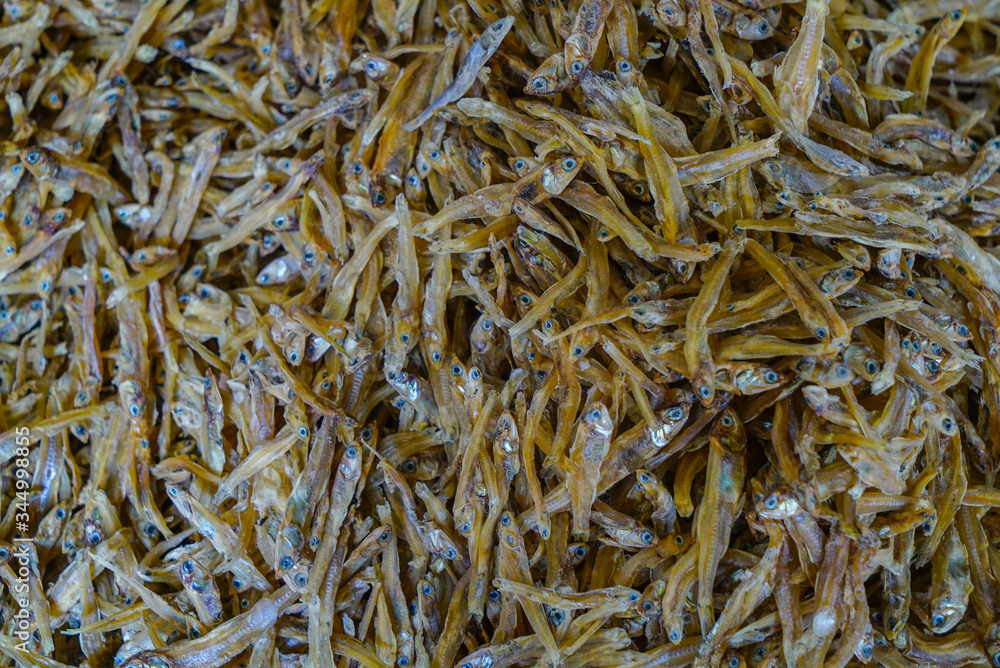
[2,0,1000,666]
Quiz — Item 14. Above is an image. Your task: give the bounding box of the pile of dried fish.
[3,0,1000,665]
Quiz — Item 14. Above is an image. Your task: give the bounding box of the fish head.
[734,13,772,40]
[711,408,746,452]
[564,35,592,78]
[19,147,57,180]
[582,402,614,438]
[525,53,567,96]
[756,486,801,518]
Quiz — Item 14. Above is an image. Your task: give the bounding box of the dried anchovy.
[0,0,999,667]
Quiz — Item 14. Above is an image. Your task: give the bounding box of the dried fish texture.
[0,0,999,666]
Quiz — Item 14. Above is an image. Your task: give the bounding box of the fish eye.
[759,20,769,32]
[572,346,584,357]
[598,229,609,239]
[379,531,391,541]
[570,61,584,74]
[429,150,441,160]
[721,415,734,427]
[514,159,527,171]
[756,648,765,657]
[25,150,40,164]
[0,548,8,559]
[562,157,577,171]
[993,651,1000,667]
[460,522,470,533]
[471,369,481,379]
[374,191,387,205]
[297,427,308,438]
[958,325,969,336]
[403,460,417,473]
[56,508,66,519]
[549,608,565,624]
[574,545,587,557]
[445,547,457,559]
[482,320,491,330]
[942,418,954,432]
[905,287,917,298]
[351,162,363,174]
[902,339,910,348]
[400,333,410,343]
[295,573,307,586]
[619,61,631,72]
[951,9,963,19]
[532,78,546,90]
[289,352,299,363]
[489,589,500,601]
[932,613,945,626]
[641,530,654,543]
[843,270,855,280]
[500,514,511,526]
[241,598,250,608]
[765,496,778,509]
[233,578,243,589]
[764,371,778,383]
[129,405,140,417]
[667,407,684,421]
[927,360,940,373]
[452,364,463,375]
[729,657,740,668]
[699,386,712,398]
[397,657,409,667]
[279,557,294,570]
[590,409,601,420]
[669,630,680,641]
[519,294,531,304]
[815,327,827,339]
[182,560,194,573]
[866,360,879,374]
